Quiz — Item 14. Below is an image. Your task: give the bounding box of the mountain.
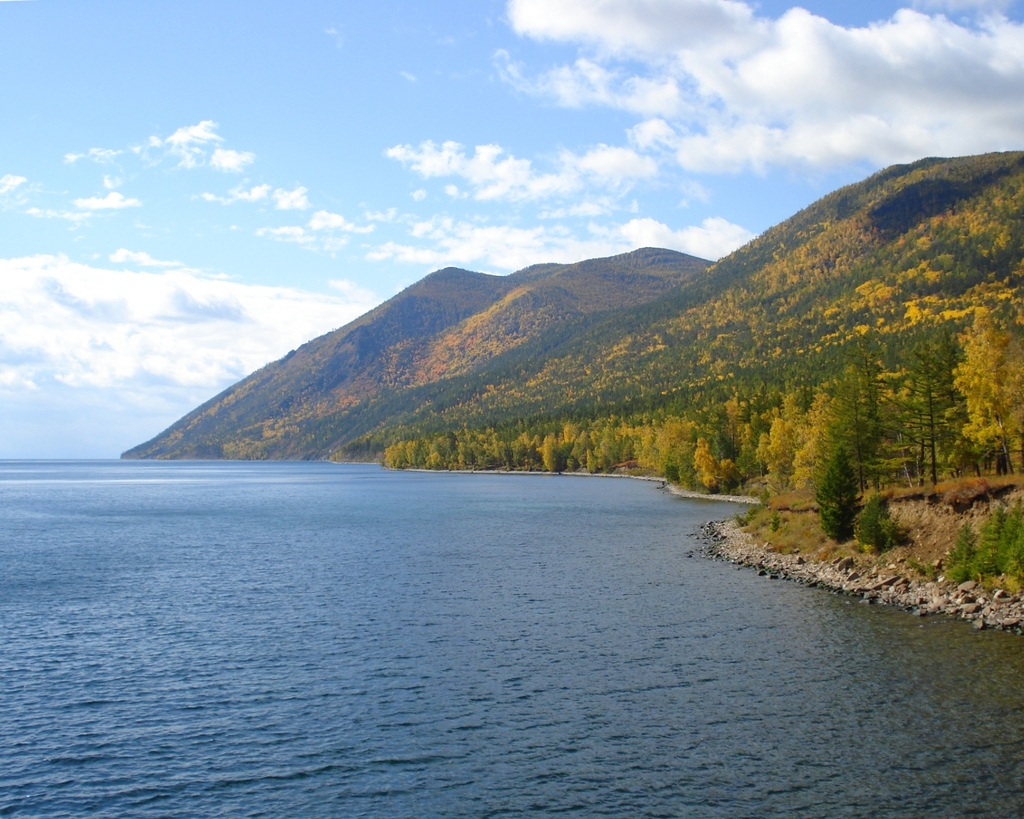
[123,247,708,459]
[125,151,1024,462]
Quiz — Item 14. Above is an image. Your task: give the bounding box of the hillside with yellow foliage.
[128,152,1024,506]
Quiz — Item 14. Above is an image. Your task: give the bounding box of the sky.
[2,0,1024,457]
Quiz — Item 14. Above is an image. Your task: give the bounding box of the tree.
[817,446,859,541]
[955,309,1016,474]
[693,437,721,492]
[793,392,833,490]
[832,345,883,491]
[541,433,561,473]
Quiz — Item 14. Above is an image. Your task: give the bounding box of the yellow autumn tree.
[954,309,1017,472]
[694,437,721,492]
[793,392,834,489]
[756,394,804,492]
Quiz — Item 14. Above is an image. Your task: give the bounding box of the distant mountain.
[123,248,708,459]
[125,151,1024,461]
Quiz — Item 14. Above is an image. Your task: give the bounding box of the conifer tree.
[817,446,859,541]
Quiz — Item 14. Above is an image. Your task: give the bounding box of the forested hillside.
[378,152,1024,492]
[123,248,707,459]
[126,152,1024,498]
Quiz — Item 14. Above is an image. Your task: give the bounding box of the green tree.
[854,494,901,553]
[817,446,859,541]
[946,523,978,584]
[832,345,883,492]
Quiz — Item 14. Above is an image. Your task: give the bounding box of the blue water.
[3,462,1024,817]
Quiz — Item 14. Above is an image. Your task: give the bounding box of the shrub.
[946,523,978,584]
[855,494,902,553]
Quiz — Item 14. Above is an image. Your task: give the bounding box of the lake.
[2,461,1024,817]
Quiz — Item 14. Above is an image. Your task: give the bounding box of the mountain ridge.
[125,151,1024,462]
[123,247,709,459]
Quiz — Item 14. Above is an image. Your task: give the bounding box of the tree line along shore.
[382,306,1024,594]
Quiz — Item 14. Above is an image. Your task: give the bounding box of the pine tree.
[817,446,859,541]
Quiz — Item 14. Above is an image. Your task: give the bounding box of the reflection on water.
[2,461,1024,818]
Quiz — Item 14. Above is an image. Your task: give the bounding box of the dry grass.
[742,505,833,555]
[766,490,818,513]
[884,473,1024,504]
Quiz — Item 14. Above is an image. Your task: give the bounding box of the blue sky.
[2,0,1023,457]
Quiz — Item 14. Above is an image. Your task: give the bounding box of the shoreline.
[395,466,759,505]
[701,518,1024,634]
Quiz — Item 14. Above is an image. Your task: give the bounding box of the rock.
[1001,616,1022,628]
[835,556,855,572]
[994,589,1011,600]
[960,603,982,614]
[865,575,902,592]
[795,556,805,565]
[973,619,986,630]
[958,580,978,592]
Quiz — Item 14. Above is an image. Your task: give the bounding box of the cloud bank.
[368,214,752,270]
[0,255,380,456]
[506,0,1024,172]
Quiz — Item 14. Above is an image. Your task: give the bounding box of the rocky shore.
[700,519,1024,634]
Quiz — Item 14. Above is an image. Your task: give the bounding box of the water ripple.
[4,461,1024,817]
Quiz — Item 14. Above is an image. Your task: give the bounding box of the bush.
[817,447,859,541]
[855,494,902,553]
[946,523,978,584]
[946,507,1024,584]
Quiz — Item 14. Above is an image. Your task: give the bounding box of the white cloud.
[400,71,418,82]
[257,210,375,251]
[26,207,93,224]
[256,225,313,245]
[109,249,182,268]
[497,51,687,117]
[0,255,381,456]
[201,183,271,204]
[506,0,1024,172]
[308,210,375,233]
[365,207,398,222]
[209,147,256,172]
[539,200,612,218]
[0,254,380,390]
[412,189,427,201]
[64,148,122,165]
[328,279,379,301]
[160,120,223,168]
[387,139,657,202]
[273,186,311,210]
[0,174,27,194]
[103,175,122,190]
[368,212,749,270]
[73,191,141,210]
[619,216,753,259]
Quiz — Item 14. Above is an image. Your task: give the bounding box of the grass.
[742,504,833,555]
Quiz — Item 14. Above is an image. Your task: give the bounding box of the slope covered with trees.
[379,152,1024,491]
[123,248,708,459]
[126,151,1024,523]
